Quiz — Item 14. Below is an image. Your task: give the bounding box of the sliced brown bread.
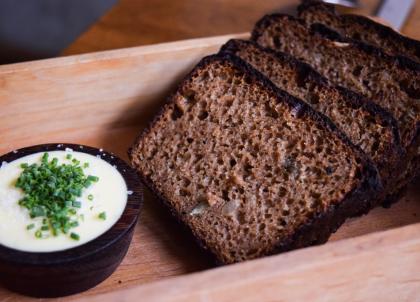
[252,14,420,202]
[220,39,401,199]
[298,1,420,63]
[129,54,380,264]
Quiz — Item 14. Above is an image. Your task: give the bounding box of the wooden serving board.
[0,33,419,301]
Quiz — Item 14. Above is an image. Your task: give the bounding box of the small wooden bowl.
[0,144,143,298]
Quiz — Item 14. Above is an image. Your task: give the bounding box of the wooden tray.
[0,33,419,301]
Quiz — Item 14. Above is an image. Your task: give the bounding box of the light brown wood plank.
[0,34,419,301]
[77,222,420,302]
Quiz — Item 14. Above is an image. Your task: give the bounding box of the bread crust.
[251,13,420,206]
[310,23,420,74]
[252,13,420,73]
[298,1,420,63]
[129,54,381,263]
[220,39,403,186]
[306,22,420,190]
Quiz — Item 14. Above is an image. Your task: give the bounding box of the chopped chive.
[98,212,107,220]
[83,180,92,188]
[87,175,99,182]
[16,152,98,238]
[70,233,80,241]
[88,194,94,201]
[83,162,89,168]
[63,225,70,234]
[70,221,79,228]
[30,206,45,218]
[41,153,49,163]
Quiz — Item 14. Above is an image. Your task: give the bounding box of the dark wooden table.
[63,0,420,56]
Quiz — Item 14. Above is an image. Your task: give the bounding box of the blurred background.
[0,0,418,65]
[0,0,117,64]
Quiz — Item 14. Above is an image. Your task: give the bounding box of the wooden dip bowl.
[0,143,143,297]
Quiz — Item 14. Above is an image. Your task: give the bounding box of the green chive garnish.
[16,152,100,239]
[87,175,99,182]
[30,206,45,218]
[88,194,93,201]
[41,153,49,163]
[70,233,80,241]
[98,212,107,220]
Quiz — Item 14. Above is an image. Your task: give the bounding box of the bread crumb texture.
[131,58,364,263]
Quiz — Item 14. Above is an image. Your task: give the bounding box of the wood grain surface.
[0,34,419,301]
[75,222,420,302]
[62,0,420,56]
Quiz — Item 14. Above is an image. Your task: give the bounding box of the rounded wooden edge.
[0,143,143,265]
[1,223,137,298]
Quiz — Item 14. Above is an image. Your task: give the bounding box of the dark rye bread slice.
[310,24,420,184]
[129,54,380,264]
[220,39,401,197]
[297,3,420,182]
[298,1,420,63]
[252,14,420,202]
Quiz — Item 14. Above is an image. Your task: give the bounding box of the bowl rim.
[0,143,143,265]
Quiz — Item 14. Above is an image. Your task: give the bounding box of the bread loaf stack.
[130,1,420,264]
